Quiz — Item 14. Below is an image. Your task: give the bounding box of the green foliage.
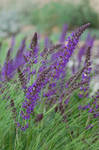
[75,0,98,28]
[0,79,99,150]
[28,1,98,33]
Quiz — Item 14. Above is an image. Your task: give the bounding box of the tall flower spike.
[0,38,26,82]
[85,46,91,66]
[30,32,38,50]
[43,23,91,113]
[18,23,91,130]
[1,37,15,81]
[77,33,95,69]
[79,46,92,98]
[10,99,17,117]
[14,37,26,69]
[4,49,12,81]
[10,99,18,129]
[35,113,43,122]
[20,66,51,122]
[59,24,68,43]
[28,32,39,65]
[50,23,90,81]
[44,37,50,49]
[17,67,27,92]
[65,66,86,89]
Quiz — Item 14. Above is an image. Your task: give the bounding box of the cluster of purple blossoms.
[1,22,98,131]
[0,37,27,82]
[17,23,92,130]
[50,23,90,80]
[20,66,51,120]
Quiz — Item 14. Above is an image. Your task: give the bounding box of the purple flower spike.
[64,99,69,105]
[17,122,21,128]
[35,113,43,122]
[14,37,26,69]
[59,24,68,43]
[51,23,90,81]
[86,124,94,130]
[88,108,93,113]
[78,105,82,110]
[15,23,91,130]
[77,33,92,69]
[44,37,50,49]
[21,123,29,131]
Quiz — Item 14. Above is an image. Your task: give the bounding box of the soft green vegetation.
[0,0,99,39]
[0,75,99,150]
[25,0,98,33]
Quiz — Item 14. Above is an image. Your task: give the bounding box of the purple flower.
[35,113,43,122]
[21,123,29,131]
[20,66,51,122]
[78,105,82,110]
[17,23,91,130]
[59,24,68,43]
[88,108,93,113]
[77,33,95,69]
[64,98,69,105]
[86,124,94,130]
[50,23,90,81]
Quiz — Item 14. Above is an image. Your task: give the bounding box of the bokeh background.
[0,0,99,40]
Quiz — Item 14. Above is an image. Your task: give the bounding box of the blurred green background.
[0,0,99,40]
